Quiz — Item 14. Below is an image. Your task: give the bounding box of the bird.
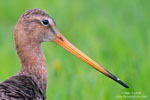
[0,8,128,100]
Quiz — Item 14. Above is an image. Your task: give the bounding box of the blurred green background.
[0,0,149,100]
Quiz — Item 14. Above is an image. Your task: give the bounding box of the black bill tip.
[114,77,129,88]
[105,70,129,88]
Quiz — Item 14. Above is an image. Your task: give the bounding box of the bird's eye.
[42,20,49,26]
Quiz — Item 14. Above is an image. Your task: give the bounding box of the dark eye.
[42,20,49,25]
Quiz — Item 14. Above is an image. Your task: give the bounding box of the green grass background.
[0,0,149,100]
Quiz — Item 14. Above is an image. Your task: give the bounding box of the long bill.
[52,32,129,88]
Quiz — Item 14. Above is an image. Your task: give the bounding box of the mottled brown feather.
[0,75,45,100]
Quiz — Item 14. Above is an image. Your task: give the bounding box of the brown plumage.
[0,75,45,99]
[0,8,50,100]
[0,8,128,100]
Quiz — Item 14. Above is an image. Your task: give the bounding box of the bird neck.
[16,40,48,94]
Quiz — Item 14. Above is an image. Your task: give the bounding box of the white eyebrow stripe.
[36,16,55,26]
[48,18,54,25]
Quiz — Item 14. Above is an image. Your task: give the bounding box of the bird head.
[14,8,128,88]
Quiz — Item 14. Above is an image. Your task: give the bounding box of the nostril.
[59,36,64,42]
